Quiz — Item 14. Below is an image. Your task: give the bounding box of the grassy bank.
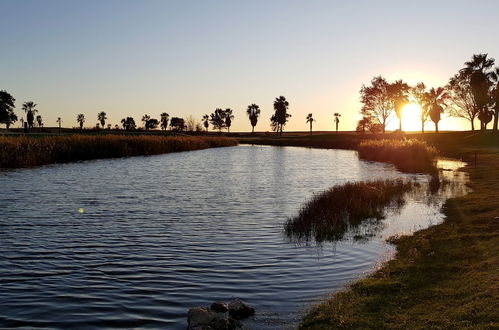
[0,135,237,168]
[358,139,438,173]
[301,150,499,329]
[285,180,414,243]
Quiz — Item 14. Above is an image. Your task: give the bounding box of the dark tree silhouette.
[273,96,291,136]
[142,114,151,130]
[160,112,169,130]
[446,72,479,131]
[411,82,433,133]
[461,54,496,130]
[491,68,499,131]
[98,111,107,128]
[36,115,43,128]
[246,104,260,134]
[306,113,315,135]
[76,113,85,129]
[22,101,38,129]
[360,76,392,133]
[334,112,341,132]
[121,117,136,131]
[0,90,16,129]
[356,116,371,133]
[427,87,449,133]
[270,114,279,133]
[210,108,226,132]
[224,108,234,133]
[170,117,185,131]
[202,114,209,132]
[145,118,159,129]
[389,80,410,131]
[56,117,62,133]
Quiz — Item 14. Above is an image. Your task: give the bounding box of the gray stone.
[187,307,215,329]
[211,301,229,313]
[228,299,255,320]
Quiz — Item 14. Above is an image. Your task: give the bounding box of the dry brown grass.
[0,135,237,168]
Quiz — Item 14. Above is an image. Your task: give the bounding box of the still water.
[0,145,467,328]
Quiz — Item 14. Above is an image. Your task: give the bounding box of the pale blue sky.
[2,0,499,131]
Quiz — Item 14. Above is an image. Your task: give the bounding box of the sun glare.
[402,103,423,132]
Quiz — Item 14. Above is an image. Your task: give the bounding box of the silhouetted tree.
[273,96,291,136]
[427,87,449,133]
[356,116,371,133]
[360,76,392,133]
[202,114,209,132]
[142,114,151,130]
[389,80,410,131]
[270,114,279,133]
[145,118,159,130]
[478,109,494,129]
[36,115,43,128]
[121,117,136,131]
[306,113,314,135]
[334,112,341,132]
[170,117,185,131]
[461,54,495,130]
[22,101,38,129]
[246,104,260,134]
[224,108,234,133]
[160,112,169,130]
[446,72,479,131]
[491,68,499,131]
[56,117,62,129]
[98,111,107,128]
[76,113,85,129]
[0,90,16,129]
[210,108,226,132]
[411,82,432,133]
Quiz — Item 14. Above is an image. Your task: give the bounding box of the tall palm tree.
[334,112,341,132]
[76,114,85,130]
[273,96,290,136]
[224,108,234,133]
[427,87,449,133]
[97,111,107,128]
[202,114,209,132]
[246,104,260,134]
[389,80,410,131]
[490,68,499,131]
[56,117,62,133]
[461,54,496,130]
[160,112,170,130]
[22,101,37,129]
[306,113,315,135]
[36,115,43,128]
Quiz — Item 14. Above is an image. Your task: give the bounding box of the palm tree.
[76,114,85,130]
[56,117,62,133]
[36,115,43,128]
[273,96,290,136]
[411,82,432,133]
[461,54,496,130]
[427,87,449,133]
[389,80,410,131]
[334,112,341,132]
[224,108,234,133]
[202,114,209,132]
[306,113,315,135]
[97,111,107,128]
[141,114,151,130]
[490,68,499,131]
[246,104,260,134]
[160,112,169,130]
[22,101,37,129]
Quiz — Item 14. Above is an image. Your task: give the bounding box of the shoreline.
[239,133,498,329]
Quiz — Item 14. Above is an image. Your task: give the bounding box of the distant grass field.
[0,134,237,168]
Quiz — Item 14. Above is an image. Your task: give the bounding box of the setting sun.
[402,103,423,132]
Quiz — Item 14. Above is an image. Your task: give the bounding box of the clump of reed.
[357,139,438,173]
[284,179,414,243]
[0,135,237,168]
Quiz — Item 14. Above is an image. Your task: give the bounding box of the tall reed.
[284,179,414,243]
[357,139,438,173]
[0,135,237,168]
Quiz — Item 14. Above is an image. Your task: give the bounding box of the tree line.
[358,53,499,133]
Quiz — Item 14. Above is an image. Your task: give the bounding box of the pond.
[0,145,468,328]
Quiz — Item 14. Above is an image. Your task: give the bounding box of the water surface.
[0,146,467,328]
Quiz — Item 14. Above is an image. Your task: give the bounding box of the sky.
[2,0,499,132]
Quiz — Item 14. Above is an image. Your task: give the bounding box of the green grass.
[285,180,414,243]
[0,134,237,168]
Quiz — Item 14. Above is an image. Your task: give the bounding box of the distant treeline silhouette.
[358,53,499,133]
